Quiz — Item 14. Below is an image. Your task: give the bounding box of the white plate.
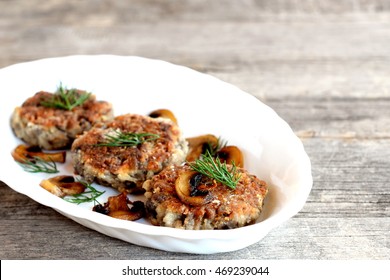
[0,55,312,254]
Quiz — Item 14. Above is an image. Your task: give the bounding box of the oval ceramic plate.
[0,55,312,254]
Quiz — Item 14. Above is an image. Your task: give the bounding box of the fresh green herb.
[203,137,228,157]
[40,83,91,110]
[189,150,241,189]
[64,180,105,204]
[18,157,59,174]
[96,131,160,147]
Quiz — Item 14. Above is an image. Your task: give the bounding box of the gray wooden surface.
[0,0,389,260]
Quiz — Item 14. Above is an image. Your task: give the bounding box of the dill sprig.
[190,150,241,189]
[96,130,160,147]
[203,137,228,157]
[40,83,91,110]
[63,180,105,205]
[18,157,59,174]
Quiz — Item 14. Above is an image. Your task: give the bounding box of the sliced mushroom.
[93,192,145,221]
[39,175,85,197]
[186,134,219,162]
[148,109,178,124]
[175,170,216,206]
[12,144,66,163]
[216,145,244,168]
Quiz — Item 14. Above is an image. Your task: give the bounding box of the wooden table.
[0,0,389,260]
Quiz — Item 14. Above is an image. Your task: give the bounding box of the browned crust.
[71,113,188,193]
[143,164,268,230]
[10,91,113,149]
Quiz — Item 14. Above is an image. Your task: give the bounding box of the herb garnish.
[203,137,227,157]
[40,83,91,110]
[18,157,59,174]
[64,180,105,204]
[96,131,160,147]
[189,150,241,189]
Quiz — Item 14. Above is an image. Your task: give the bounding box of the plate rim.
[0,54,313,253]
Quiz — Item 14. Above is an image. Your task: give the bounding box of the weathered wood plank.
[3,0,390,24]
[0,0,389,260]
[1,97,389,259]
[2,21,390,100]
[267,97,390,139]
[1,182,388,259]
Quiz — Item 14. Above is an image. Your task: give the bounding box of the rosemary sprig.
[18,157,59,174]
[96,130,160,147]
[63,180,105,205]
[40,83,91,110]
[190,150,241,189]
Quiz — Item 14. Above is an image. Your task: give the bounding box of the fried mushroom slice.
[186,135,245,167]
[186,134,219,162]
[215,146,244,168]
[175,170,216,206]
[39,175,85,197]
[93,192,145,221]
[149,109,178,124]
[12,144,66,163]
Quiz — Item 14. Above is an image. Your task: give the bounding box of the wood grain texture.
[0,0,389,259]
